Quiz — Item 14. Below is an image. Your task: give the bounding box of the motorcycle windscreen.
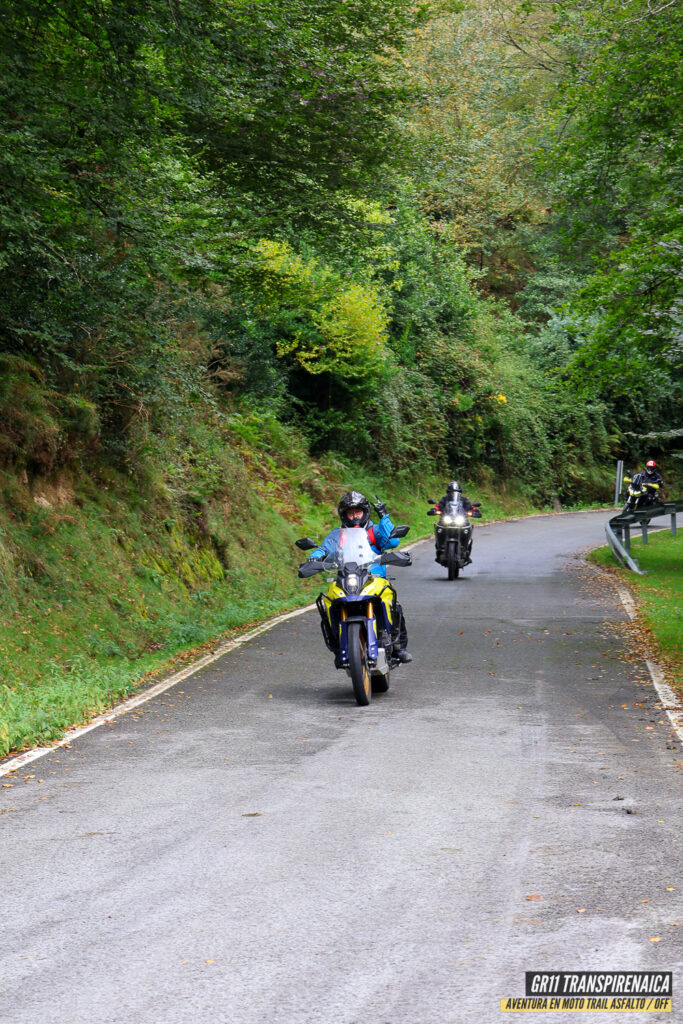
[442,500,465,516]
[334,528,381,569]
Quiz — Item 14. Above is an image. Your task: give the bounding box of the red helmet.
[646,460,657,470]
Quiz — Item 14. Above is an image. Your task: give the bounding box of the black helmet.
[337,490,371,528]
[446,480,461,497]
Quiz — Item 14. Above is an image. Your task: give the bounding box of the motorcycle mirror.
[295,537,317,550]
[426,498,437,505]
[297,560,325,577]
[472,502,481,508]
[379,550,412,567]
[389,524,410,538]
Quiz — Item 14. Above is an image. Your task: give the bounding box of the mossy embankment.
[0,415,536,758]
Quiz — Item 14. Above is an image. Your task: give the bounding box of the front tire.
[348,622,372,706]
[447,541,459,580]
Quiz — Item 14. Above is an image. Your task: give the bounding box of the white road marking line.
[9,522,672,773]
[1,537,431,776]
[614,581,683,744]
[0,603,316,776]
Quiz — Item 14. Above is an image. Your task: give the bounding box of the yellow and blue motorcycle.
[296,527,411,706]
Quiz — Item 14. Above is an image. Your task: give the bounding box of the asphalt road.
[1,511,681,1024]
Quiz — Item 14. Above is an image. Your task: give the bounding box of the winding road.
[1,511,681,1023]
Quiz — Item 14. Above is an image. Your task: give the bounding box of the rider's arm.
[372,514,399,550]
[308,529,340,561]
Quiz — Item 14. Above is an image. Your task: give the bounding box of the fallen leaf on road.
[526,894,542,901]
[648,937,661,943]
[577,908,586,914]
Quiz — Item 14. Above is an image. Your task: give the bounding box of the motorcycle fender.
[332,598,369,664]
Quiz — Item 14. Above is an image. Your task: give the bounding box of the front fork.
[338,601,379,665]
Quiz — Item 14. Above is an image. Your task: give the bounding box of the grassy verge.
[589,529,682,689]
[0,419,540,758]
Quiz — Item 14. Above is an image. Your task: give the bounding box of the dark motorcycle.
[427,498,482,580]
[621,473,661,513]
[296,526,411,706]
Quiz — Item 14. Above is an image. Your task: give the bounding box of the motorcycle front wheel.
[447,541,459,580]
[348,621,372,706]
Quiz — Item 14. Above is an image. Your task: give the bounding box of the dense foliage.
[3,0,682,753]
[505,0,682,435]
[1,0,679,508]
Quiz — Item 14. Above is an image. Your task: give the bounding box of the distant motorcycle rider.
[436,480,475,515]
[309,490,412,662]
[624,460,664,506]
[433,480,480,564]
[642,460,664,491]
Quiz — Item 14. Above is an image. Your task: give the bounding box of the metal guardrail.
[605,500,683,574]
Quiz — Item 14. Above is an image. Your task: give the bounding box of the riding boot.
[395,604,412,663]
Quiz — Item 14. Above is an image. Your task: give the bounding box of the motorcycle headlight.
[344,573,359,594]
[441,515,454,525]
[453,514,467,526]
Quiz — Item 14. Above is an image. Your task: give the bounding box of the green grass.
[0,438,541,758]
[590,529,682,688]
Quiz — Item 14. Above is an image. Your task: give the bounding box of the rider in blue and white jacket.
[309,490,411,661]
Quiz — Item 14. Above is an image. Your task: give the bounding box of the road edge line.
[1,537,431,776]
[613,580,683,744]
[0,603,316,776]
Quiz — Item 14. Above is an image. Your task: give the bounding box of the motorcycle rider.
[642,459,664,492]
[624,459,664,505]
[309,490,412,663]
[433,480,478,563]
[436,480,475,515]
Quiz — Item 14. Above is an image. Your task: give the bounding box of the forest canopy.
[0,0,680,501]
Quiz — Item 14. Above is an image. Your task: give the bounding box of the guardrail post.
[606,499,681,574]
[614,460,624,507]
